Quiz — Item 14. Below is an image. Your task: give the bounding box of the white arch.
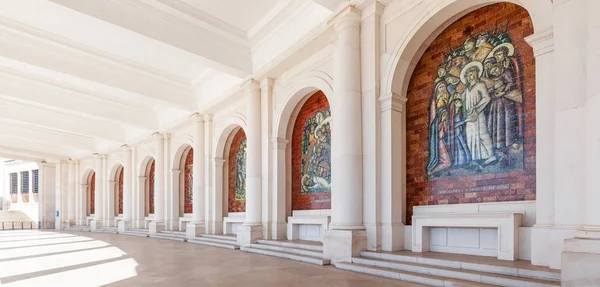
[172,143,193,220]
[274,71,333,140]
[213,115,248,158]
[381,0,552,98]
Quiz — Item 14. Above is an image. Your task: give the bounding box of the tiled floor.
[0,230,425,287]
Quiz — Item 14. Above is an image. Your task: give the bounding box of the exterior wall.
[291,91,331,211]
[1,161,41,221]
[228,128,246,213]
[404,3,535,224]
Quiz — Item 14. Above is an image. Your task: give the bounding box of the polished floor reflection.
[0,230,424,287]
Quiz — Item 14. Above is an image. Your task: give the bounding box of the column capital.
[92,153,106,159]
[203,114,213,122]
[120,144,131,152]
[189,113,205,123]
[212,157,226,167]
[356,0,385,18]
[152,132,164,141]
[379,93,407,112]
[243,79,260,93]
[525,29,554,57]
[137,175,147,180]
[271,138,289,149]
[330,5,361,32]
[260,78,274,89]
[170,169,181,176]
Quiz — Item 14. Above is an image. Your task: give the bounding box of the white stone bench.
[179,214,193,231]
[114,216,123,227]
[86,216,95,226]
[223,212,245,235]
[287,210,331,242]
[411,212,522,261]
[144,215,153,229]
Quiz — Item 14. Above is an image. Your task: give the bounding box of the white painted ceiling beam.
[49,0,253,78]
[0,146,69,162]
[0,100,128,143]
[0,120,97,152]
[0,19,196,111]
[0,68,158,130]
[0,136,82,159]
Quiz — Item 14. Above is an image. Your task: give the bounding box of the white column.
[237,79,263,246]
[204,115,213,234]
[261,78,274,239]
[211,158,225,234]
[135,176,146,228]
[149,133,166,234]
[39,162,56,229]
[119,145,133,232]
[360,0,385,251]
[323,6,366,264]
[271,138,288,239]
[562,0,600,283]
[187,114,206,238]
[90,154,104,231]
[67,161,75,225]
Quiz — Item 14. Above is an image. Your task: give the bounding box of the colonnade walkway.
[54,228,560,287]
[0,230,423,286]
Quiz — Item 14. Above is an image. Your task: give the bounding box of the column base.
[118,220,132,233]
[168,219,179,231]
[186,222,205,239]
[381,223,405,251]
[562,229,600,286]
[272,221,287,240]
[149,221,165,235]
[237,224,263,247]
[323,229,367,264]
[90,220,103,231]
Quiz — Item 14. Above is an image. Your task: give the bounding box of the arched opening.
[85,170,96,217]
[183,147,193,214]
[109,165,124,217]
[389,2,536,258]
[141,158,155,217]
[171,144,194,231]
[220,127,247,234]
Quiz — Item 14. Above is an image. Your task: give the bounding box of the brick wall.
[90,172,95,215]
[184,148,193,214]
[405,3,536,224]
[291,91,332,210]
[149,160,155,214]
[228,128,247,212]
[118,168,123,215]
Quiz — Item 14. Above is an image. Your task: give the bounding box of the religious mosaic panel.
[149,160,155,214]
[118,168,123,215]
[228,128,247,212]
[292,91,332,210]
[90,172,95,215]
[184,148,193,214]
[405,3,536,224]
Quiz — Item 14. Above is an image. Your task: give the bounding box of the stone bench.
[114,216,122,227]
[179,215,193,231]
[286,210,331,242]
[144,216,153,229]
[223,213,245,235]
[411,212,522,260]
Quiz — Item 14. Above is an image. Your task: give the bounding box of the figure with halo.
[460,62,495,164]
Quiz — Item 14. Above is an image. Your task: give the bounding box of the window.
[10,173,17,194]
[32,169,39,193]
[21,171,29,194]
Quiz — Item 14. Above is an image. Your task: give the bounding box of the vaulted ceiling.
[0,0,338,161]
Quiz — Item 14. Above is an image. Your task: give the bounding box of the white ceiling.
[0,0,336,162]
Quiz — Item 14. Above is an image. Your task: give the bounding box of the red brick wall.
[228,128,246,212]
[149,160,155,214]
[184,148,193,214]
[118,168,123,215]
[90,172,95,215]
[405,3,536,224]
[291,91,331,210]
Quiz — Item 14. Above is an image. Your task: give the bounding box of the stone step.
[65,226,91,232]
[249,243,324,258]
[256,239,323,252]
[336,262,495,287]
[193,236,239,245]
[160,231,187,236]
[351,257,560,287]
[240,246,330,266]
[95,228,118,234]
[120,229,149,237]
[200,234,237,242]
[150,233,187,242]
[188,238,240,250]
[360,251,560,282]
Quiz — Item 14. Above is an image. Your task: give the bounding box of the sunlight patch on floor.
[0,239,109,260]
[0,235,93,249]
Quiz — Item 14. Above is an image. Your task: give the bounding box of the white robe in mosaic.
[462,81,493,161]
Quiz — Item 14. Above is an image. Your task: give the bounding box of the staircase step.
[120,229,149,237]
[150,233,187,242]
[192,236,239,245]
[249,243,324,258]
[65,226,91,232]
[241,246,330,266]
[188,238,239,250]
[256,239,323,252]
[337,262,494,287]
[360,251,560,282]
[352,257,560,287]
[95,228,118,234]
[200,234,237,242]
